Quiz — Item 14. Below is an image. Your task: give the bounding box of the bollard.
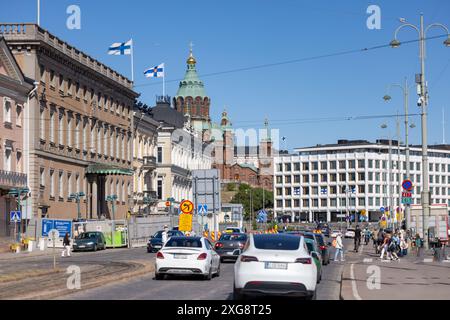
[28,240,34,252]
[39,238,46,251]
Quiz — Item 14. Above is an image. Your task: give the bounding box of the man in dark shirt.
[354,225,362,252]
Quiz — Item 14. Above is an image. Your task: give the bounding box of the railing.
[142,156,157,170]
[0,170,27,188]
[0,23,133,89]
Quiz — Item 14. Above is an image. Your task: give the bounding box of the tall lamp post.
[106,194,118,248]
[383,78,416,230]
[8,187,30,243]
[381,124,394,229]
[390,14,450,248]
[69,192,86,221]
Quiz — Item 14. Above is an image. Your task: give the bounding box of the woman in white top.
[334,233,345,262]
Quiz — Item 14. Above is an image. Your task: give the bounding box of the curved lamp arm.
[425,23,450,37]
[393,23,420,40]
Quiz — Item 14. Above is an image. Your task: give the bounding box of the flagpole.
[130,38,135,85]
[37,0,40,26]
[163,72,165,97]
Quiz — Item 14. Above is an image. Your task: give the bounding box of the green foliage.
[231,184,274,221]
[226,183,237,192]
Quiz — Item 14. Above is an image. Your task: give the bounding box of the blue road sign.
[257,210,268,223]
[198,204,208,216]
[380,207,385,213]
[10,211,21,222]
[42,219,72,238]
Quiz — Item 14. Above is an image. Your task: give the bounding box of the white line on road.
[363,258,373,263]
[423,259,433,263]
[350,263,362,301]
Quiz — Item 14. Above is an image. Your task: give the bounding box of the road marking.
[443,260,450,263]
[363,258,373,263]
[423,259,433,263]
[350,263,362,301]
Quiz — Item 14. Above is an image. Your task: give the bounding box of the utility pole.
[390,13,450,248]
[396,113,402,229]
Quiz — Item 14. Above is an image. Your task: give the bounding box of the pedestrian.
[61,233,71,257]
[400,237,408,256]
[387,235,399,260]
[334,233,345,262]
[380,234,390,260]
[354,225,362,252]
[415,234,423,257]
[161,225,169,245]
[376,228,385,255]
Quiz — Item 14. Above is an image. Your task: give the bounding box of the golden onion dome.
[187,53,196,65]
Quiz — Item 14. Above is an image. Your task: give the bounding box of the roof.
[232,163,258,173]
[86,164,134,176]
[175,51,207,98]
[150,100,184,128]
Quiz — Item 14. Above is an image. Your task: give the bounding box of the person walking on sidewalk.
[354,225,362,252]
[334,233,345,262]
[415,234,423,257]
[376,229,385,255]
[61,233,71,257]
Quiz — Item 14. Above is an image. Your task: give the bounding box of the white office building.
[273,139,450,223]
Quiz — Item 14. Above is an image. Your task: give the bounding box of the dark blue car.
[147,230,184,253]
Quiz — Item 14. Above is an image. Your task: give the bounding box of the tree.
[231,184,274,221]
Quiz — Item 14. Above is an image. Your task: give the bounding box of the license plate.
[265,262,288,270]
[154,245,161,248]
[174,254,188,259]
[226,251,234,255]
[78,245,85,248]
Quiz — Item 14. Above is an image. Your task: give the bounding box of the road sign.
[180,200,194,214]
[10,211,21,222]
[198,204,208,216]
[380,207,385,213]
[179,213,193,232]
[42,219,72,238]
[402,179,413,191]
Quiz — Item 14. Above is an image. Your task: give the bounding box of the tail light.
[240,255,258,262]
[197,253,207,260]
[215,242,223,249]
[156,252,164,259]
[295,258,312,264]
[320,246,326,250]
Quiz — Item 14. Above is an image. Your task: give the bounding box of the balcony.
[142,156,157,170]
[0,170,27,189]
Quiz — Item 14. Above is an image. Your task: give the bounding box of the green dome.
[175,51,207,98]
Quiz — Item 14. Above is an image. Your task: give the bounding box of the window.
[285,163,291,172]
[285,199,292,207]
[50,70,55,87]
[59,74,64,92]
[76,174,80,193]
[40,168,45,187]
[303,175,309,183]
[276,188,282,196]
[303,199,310,207]
[16,152,22,172]
[75,116,80,149]
[349,173,356,181]
[285,188,292,196]
[349,160,356,169]
[40,108,45,140]
[67,116,72,147]
[59,112,64,145]
[67,79,73,96]
[294,163,300,171]
[339,173,346,181]
[285,175,292,184]
[294,199,300,207]
[368,172,373,181]
[276,176,282,184]
[39,64,46,83]
[359,198,365,206]
[321,174,327,182]
[312,187,318,195]
[375,160,380,169]
[302,162,309,171]
[330,174,337,182]
[277,164,283,172]
[312,174,318,183]
[67,173,72,198]
[303,187,309,195]
[157,147,163,163]
[4,147,12,171]
[294,175,300,183]
[321,161,327,170]
[358,185,365,193]
[330,199,337,207]
[157,179,163,200]
[358,160,365,168]
[50,169,55,198]
[330,161,337,170]
[276,200,283,208]
[312,162,318,170]
[368,159,373,168]
[3,98,12,123]
[358,173,365,181]
[59,171,64,198]
[16,105,22,127]
[313,199,319,207]
[339,161,346,169]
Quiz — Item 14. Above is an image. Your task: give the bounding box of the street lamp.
[69,192,86,221]
[381,124,395,229]
[106,194,118,248]
[245,189,254,230]
[8,187,30,243]
[383,79,417,230]
[390,14,450,248]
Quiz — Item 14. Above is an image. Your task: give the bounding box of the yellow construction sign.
[179,213,193,232]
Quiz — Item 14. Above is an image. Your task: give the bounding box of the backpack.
[332,239,337,248]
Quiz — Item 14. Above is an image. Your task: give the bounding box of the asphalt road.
[62,240,350,300]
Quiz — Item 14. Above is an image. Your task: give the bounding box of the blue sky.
[2,0,450,150]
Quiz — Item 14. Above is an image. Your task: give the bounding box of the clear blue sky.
[2,0,450,150]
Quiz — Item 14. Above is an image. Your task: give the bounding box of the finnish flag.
[108,40,132,55]
[144,63,165,78]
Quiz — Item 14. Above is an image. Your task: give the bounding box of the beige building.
[0,37,33,237]
[132,101,160,215]
[0,24,138,234]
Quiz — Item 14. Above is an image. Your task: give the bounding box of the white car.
[155,236,221,280]
[233,234,317,300]
[330,230,341,238]
[345,229,356,239]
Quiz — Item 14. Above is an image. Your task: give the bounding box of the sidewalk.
[341,244,450,300]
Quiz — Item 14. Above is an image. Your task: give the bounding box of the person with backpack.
[376,229,385,255]
[387,235,399,261]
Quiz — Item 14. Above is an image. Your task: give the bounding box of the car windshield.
[254,235,300,251]
[153,231,163,239]
[347,229,355,232]
[78,233,97,239]
[165,237,202,248]
[168,231,182,236]
[220,234,247,241]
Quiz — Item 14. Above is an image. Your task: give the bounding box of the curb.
[339,264,354,300]
[9,260,155,300]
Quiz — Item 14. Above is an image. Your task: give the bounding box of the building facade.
[132,104,159,215]
[0,37,33,237]
[274,139,450,223]
[1,24,138,233]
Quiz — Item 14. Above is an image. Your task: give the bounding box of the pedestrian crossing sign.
[10,211,21,222]
[198,204,208,216]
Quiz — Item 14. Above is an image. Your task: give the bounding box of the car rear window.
[78,233,97,239]
[305,242,315,253]
[315,235,325,246]
[220,234,247,241]
[254,235,300,251]
[165,238,202,248]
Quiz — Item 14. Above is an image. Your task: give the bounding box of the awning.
[86,164,134,176]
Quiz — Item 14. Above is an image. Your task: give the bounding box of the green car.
[304,238,322,284]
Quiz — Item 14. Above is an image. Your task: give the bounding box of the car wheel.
[93,244,97,252]
[215,263,221,277]
[204,266,212,281]
[233,284,243,300]
[155,273,164,280]
[306,290,317,300]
